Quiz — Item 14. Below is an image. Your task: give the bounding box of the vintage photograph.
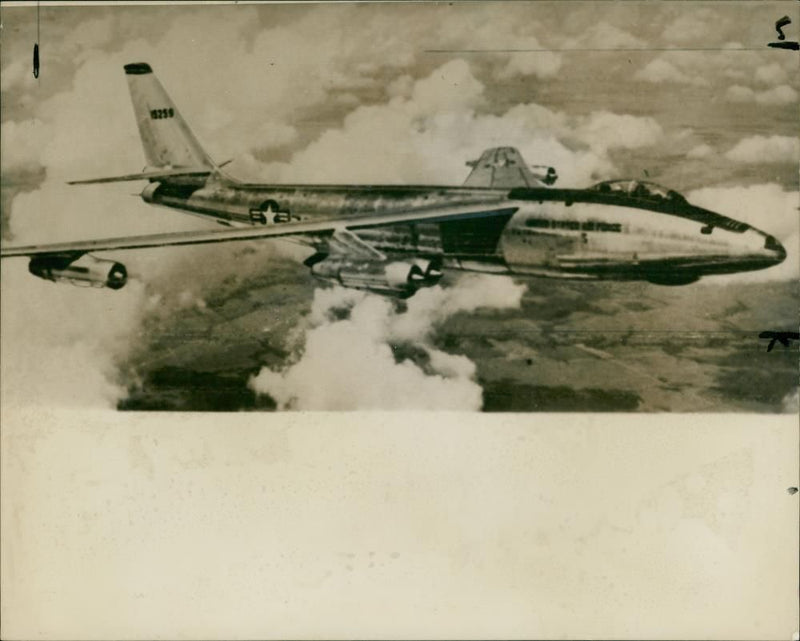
[1,1,798,412]
[1,3,798,639]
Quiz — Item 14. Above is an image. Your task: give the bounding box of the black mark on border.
[33,1,40,78]
[768,14,799,50]
[758,331,800,352]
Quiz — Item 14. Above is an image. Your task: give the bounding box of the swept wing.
[0,202,518,258]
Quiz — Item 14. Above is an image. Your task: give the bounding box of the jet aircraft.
[0,62,787,298]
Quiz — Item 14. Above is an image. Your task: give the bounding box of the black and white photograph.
[1,1,797,638]
[1,0,798,412]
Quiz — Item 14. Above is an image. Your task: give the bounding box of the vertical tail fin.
[124,62,215,171]
[464,147,548,188]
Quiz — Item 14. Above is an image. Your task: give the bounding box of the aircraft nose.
[762,233,786,263]
[730,228,787,274]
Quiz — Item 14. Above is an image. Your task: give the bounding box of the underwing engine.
[309,257,443,298]
[28,254,128,290]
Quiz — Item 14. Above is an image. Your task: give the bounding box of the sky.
[1,2,798,638]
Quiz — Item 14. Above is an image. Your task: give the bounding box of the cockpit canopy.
[589,180,687,204]
[585,179,751,233]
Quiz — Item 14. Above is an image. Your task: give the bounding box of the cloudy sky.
[1,2,798,638]
[2,2,798,197]
[1,0,798,409]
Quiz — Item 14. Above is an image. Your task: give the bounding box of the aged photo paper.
[1,1,798,638]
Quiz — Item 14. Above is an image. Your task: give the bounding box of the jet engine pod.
[311,257,442,297]
[29,253,128,290]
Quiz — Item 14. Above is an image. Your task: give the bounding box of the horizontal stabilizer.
[68,168,213,185]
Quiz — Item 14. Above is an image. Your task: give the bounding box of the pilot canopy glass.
[589,180,687,203]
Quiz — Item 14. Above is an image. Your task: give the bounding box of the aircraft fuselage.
[140,178,785,286]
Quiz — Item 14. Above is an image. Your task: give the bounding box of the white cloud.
[249,275,526,410]
[243,62,626,187]
[725,84,798,106]
[497,51,562,81]
[239,63,668,188]
[687,144,713,159]
[725,85,756,103]
[0,259,148,409]
[70,15,116,52]
[0,58,28,93]
[556,20,646,52]
[386,74,414,99]
[724,135,799,164]
[634,59,708,86]
[576,111,663,152]
[578,22,646,49]
[754,62,788,87]
[9,179,203,245]
[754,85,798,106]
[3,50,164,179]
[0,167,319,411]
[722,67,748,81]
[5,6,485,175]
[687,183,799,281]
[433,8,562,81]
[221,120,298,156]
[783,388,799,413]
[1,172,220,410]
[408,59,485,115]
[656,47,778,91]
[662,9,723,45]
[0,118,54,171]
[397,274,526,340]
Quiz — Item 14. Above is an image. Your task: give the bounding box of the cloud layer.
[687,182,799,281]
[725,84,798,106]
[249,275,526,410]
[0,260,147,409]
[724,135,800,164]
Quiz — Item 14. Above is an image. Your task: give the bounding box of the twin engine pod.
[28,254,128,290]
[309,257,443,298]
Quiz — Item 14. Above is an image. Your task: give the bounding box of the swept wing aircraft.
[0,62,786,297]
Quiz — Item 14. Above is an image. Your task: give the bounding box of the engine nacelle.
[29,254,128,290]
[310,257,443,297]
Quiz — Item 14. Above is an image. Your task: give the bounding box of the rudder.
[124,62,215,170]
